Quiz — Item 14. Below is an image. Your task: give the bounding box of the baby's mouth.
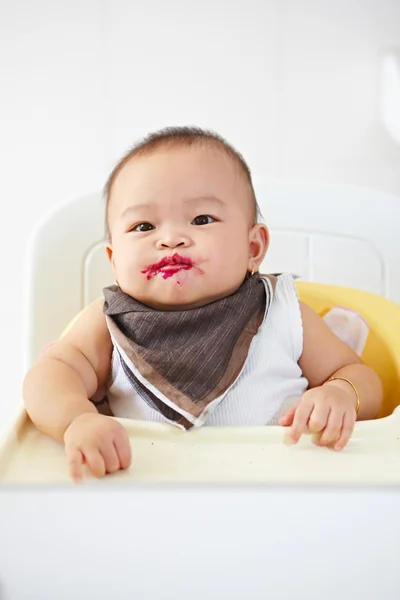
[141,253,195,280]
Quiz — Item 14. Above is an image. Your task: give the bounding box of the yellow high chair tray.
[1,281,400,485]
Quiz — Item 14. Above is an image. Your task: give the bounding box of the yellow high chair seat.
[296,281,400,418]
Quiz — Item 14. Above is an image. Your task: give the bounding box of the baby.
[23,126,383,481]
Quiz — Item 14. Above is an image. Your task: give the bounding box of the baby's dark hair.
[103,126,261,239]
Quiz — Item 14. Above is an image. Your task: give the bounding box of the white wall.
[1,0,400,435]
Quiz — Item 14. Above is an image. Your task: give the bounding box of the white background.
[1,3,400,597]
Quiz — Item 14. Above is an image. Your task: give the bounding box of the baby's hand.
[279,381,358,450]
[63,413,132,481]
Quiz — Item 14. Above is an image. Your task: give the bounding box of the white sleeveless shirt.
[106,273,308,427]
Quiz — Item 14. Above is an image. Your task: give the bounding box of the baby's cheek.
[117,262,143,293]
[222,249,249,275]
[214,238,244,262]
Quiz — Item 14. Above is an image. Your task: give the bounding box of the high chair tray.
[1,407,400,484]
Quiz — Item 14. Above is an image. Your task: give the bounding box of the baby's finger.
[113,434,132,470]
[290,399,314,443]
[279,404,298,426]
[318,409,343,446]
[82,448,106,478]
[308,403,330,434]
[100,442,121,474]
[335,412,356,451]
[66,448,84,482]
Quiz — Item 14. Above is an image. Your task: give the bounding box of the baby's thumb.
[279,404,298,426]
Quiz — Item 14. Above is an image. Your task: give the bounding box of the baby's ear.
[248,223,269,264]
[105,244,115,268]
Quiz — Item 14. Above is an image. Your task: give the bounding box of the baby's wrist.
[323,377,360,413]
[63,409,98,439]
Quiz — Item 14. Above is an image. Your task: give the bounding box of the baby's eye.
[191,215,215,226]
[132,222,155,232]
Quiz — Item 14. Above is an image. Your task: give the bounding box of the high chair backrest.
[24,182,400,370]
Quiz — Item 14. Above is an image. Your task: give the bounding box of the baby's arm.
[23,299,131,480]
[280,302,383,449]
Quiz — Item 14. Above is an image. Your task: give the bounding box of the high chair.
[1,181,400,484]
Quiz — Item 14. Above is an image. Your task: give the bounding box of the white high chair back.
[24,182,400,369]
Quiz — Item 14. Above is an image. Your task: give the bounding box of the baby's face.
[106,145,267,309]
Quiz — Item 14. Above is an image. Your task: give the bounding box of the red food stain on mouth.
[141,253,203,281]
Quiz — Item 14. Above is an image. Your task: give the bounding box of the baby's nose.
[156,233,191,249]
[158,239,185,249]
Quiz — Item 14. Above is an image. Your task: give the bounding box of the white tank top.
[106,273,308,427]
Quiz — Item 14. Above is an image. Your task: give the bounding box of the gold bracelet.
[325,376,360,414]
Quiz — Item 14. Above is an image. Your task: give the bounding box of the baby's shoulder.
[56,297,112,365]
[40,298,112,395]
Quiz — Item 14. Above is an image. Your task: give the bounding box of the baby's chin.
[140,288,210,311]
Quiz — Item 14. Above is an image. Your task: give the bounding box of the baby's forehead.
[108,144,255,221]
[116,145,247,195]
[123,143,235,174]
